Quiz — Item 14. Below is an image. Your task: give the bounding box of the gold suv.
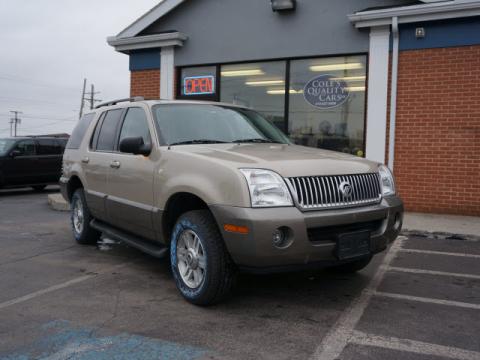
[61,98,403,305]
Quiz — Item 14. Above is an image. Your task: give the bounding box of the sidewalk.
[403,212,480,237]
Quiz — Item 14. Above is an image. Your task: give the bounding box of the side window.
[13,140,36,156]
[118,108,152,147]
[66,113,95,149]
[96,109,124,152]
[37,139,61,155]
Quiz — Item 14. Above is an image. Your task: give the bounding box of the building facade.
[108,0,480,216]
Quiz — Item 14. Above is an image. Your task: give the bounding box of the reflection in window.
[220,61,286,132]
[288,55,367,156]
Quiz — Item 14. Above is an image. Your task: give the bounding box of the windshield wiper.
[232,138,282,144]
[169,139,227,146]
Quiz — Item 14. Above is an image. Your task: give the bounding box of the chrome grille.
[286,173,382,210]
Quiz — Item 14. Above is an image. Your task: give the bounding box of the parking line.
[374,291,480,310]
[350,330,480,360]
[386,266,480,280]
[0,262,132,311]
[399,248,480,259]
[310,236,406,360]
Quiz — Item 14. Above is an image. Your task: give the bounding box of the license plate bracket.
[336,231,371,260]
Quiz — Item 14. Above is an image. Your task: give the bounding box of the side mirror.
[10,150,22,158]
[119,137,151,156]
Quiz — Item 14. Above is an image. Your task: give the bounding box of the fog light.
[272,227,292,249]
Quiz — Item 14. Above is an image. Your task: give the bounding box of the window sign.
[180,66,217,98]
[304,74,350,109]
[184,76,215,96]
[289,55,367,156]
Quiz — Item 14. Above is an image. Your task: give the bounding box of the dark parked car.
[0,136,67,191]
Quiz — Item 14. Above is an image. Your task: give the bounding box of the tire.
[330,255,373,273]
[170,210,236,306]
[32,185,47,191]
[70,188,99,245]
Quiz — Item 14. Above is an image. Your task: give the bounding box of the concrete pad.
[404,212,480,237]
[341,343,452,360]
[47,193,69,211]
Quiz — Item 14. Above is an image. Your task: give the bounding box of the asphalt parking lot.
[0,189,479,360]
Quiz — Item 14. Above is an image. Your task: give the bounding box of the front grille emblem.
[339,181,353,199]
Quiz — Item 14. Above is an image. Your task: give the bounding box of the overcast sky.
[0,0,160,137]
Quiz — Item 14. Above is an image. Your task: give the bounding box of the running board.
[90,219,168,258]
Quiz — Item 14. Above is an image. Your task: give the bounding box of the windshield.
[0,139,15,156]
[152,104,291,146]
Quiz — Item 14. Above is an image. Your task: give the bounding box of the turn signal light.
[224,224,249,234]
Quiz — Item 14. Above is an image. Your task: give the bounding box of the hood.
[168,143,379,177]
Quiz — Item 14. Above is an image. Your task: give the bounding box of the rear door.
[36,139,63,183]
[3,139,38,185]
[83,109,124,223]
[106,107,157,240]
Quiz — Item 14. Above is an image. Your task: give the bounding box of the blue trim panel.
[399,17,480,51]
[129,50,161,71]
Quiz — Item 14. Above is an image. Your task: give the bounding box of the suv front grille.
[285,173,382,210]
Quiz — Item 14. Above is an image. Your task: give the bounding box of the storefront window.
[220,61,286,132]
[179,66,217,100]
[288,55,367,156]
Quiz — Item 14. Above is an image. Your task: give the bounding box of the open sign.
[183,76,215,96]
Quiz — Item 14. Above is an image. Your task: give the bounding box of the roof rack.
[95,96,146,109]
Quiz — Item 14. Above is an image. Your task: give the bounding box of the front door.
[106,107,156,240]
[3,139,38,185]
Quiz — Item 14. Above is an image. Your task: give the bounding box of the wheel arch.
[66,175,84,201]
[162,192,219,245]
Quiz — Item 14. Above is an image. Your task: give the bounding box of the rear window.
[66,113,95,149]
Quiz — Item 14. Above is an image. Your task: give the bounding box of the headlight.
[240,169,293,207]
[378,165,396,196]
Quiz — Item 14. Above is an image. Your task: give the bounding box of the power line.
[0,75,79,92]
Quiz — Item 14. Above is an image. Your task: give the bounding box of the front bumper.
[210,196,403,272]
[59,176,69,202]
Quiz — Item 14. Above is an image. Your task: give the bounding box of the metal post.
[79,78,87,119]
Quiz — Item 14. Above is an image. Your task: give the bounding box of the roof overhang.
[349,1,480,28]
[107,32,188,53]
[117,0,188,38]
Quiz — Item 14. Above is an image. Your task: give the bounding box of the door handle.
[110,160,121,169]
[81,157,89,164]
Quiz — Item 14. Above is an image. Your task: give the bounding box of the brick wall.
[130,69,160,98]
[394,45,480,215]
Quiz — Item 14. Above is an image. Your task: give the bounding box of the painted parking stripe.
[310,237,406,360]
[399,248,480,259]
[0,262,132,311]
[374,291,480,310]
[350,330,480,360]
[386,266,480,280]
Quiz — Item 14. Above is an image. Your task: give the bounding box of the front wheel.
[70,188,99,245]
[170,210,236,306]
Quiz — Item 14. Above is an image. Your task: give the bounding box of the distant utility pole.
[79,78,87,119]
[79,79,101,118]
[85,84,102,110]
[10,111,22,137]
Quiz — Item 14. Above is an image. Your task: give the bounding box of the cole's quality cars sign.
[303,74,350,109]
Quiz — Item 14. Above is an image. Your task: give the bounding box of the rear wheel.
[71,188,99,245]
[32,185,46,191]
[170,210,236,306]
[330,255,373,273]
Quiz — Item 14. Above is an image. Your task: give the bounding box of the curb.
[48,194,69,212]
